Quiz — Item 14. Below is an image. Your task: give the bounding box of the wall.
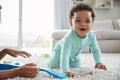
[94,0,120,20]
[54,0,120,29]
[70,0,120,20]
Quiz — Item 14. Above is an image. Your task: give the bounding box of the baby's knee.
[47,61,60,69]
[69,61,81,68]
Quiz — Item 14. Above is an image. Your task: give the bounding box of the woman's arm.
[0,48,31,60]
[0,68,18,79]
[0,49,7,60]
[0,63,39,79]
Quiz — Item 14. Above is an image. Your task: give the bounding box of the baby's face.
[70,10,93,38]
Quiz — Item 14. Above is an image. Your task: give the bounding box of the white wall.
[54,0,120,29]
[69,0,120,20]
[94,0,120,20]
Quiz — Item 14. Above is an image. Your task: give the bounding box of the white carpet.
[2,53,120,80]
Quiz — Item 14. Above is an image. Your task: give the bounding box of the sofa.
[51,19,120,53]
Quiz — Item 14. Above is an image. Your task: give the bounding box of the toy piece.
[40,68,68,79]
[0,63,19,70]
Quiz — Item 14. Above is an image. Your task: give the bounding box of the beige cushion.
[93,30,120,53]
[93,30,120,40]
[98,40,120,53]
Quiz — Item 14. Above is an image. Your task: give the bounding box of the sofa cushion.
[93,30,120,40]
[98,40,120,53]
[92,30,120,53]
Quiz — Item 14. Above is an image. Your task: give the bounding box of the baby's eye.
[86,20,90,23]
[75,20,80,22]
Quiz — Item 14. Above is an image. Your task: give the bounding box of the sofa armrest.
[51,29,68,40]
[93,30,120,53]
[93,30,120,40]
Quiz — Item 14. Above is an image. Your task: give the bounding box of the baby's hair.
[69,3,95,21]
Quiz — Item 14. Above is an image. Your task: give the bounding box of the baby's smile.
[80,28,86,31]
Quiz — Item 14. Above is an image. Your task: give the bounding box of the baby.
[48,3,107,77]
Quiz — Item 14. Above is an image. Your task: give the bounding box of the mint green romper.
[48,28,102,73]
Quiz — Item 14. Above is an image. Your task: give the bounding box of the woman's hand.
[65,72,74,77]
[0,63,39,79]
[95,63,107,70]
[1,48,31,58]
[16,63,39,78]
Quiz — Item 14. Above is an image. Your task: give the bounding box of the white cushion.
[92,19,113,30]
[93,30,120,40]
[98,40,120,53]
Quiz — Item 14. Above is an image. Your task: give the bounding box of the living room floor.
[1,53,120,80]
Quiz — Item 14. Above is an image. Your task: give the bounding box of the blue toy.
[40,68,68,79]
[0,63,68,79]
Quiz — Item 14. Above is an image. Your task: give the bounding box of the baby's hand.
[65,72,74,77]
[95,63,107,70]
